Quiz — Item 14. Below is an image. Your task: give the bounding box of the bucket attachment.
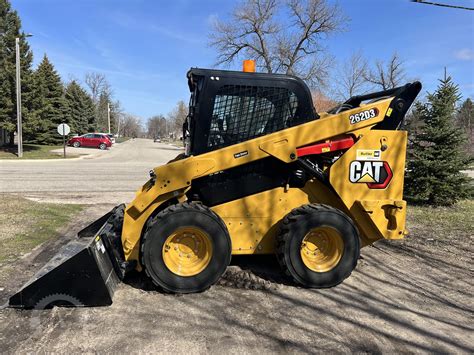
[9,205,126,309]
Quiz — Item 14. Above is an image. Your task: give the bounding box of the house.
[0,128,11,146]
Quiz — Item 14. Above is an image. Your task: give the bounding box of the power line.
[410,0,474,10]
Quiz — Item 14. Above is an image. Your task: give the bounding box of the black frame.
[185,68,318,156]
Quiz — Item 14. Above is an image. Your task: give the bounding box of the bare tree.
[209,0,346,87]
[364,53,406,90]
[333,51,369,99]
[147,115,167,139]
[84,72,110,104]
[120,114,143,138]
[167,100,188,139]
[312,90,337,112]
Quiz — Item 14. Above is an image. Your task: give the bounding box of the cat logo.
[349,160,393,189]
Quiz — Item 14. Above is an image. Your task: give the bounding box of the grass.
[0,144,78,159]
[408,200,474,236]
[0,195,83,264]
[115,137,131,143]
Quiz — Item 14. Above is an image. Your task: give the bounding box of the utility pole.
[15,34,33,158]
[116,114,121,137]
[107,102,111,134]
[15,38,22,158]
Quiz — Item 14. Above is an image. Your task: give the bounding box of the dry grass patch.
[0,195,83,264]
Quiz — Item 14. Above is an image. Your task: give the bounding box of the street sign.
[57,123,70,158]
[57,123,70,136]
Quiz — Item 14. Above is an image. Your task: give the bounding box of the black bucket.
[8,205,125,309]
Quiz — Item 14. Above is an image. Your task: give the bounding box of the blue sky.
[12,0,474,119]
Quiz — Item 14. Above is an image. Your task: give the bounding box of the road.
[0,139,183,204]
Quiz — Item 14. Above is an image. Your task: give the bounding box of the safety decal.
[95,238,106,254]
[234,150,248,158]
[349,160,392,189]
[356,149,381,161]
[349,108,378,124]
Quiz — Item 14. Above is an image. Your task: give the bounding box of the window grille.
[208,85,298,149]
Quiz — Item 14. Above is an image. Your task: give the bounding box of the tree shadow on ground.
[120,231,473,353]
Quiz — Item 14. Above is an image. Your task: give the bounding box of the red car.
[68,133,112,150]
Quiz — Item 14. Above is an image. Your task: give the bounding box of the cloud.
[207,13,219,27]
[108,11,203,45]
[455,48,474,61]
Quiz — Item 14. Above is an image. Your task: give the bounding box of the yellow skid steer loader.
[9,63,421,308]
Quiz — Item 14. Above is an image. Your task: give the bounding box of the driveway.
[0,139,183,204]
[0,218,472,353]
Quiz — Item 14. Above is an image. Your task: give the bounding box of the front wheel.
[277,204,360,288]
[99,143,107,150]
[73,141,80,148]
[141,202,231,293]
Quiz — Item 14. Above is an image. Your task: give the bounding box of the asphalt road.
[0,139,183,204]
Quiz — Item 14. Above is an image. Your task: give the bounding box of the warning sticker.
[356,149,381,161]
[95,239,106,254]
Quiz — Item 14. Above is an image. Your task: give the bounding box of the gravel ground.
[0,202,472,354]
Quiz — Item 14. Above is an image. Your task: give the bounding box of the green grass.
[0,195,83,264]
[0,144,78,159]
[408,200,474,235]
[115,137,131,143]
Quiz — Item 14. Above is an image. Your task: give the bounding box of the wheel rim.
[162,227,213,277]
[300,226,344,273]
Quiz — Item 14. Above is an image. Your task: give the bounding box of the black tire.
[141,202,231,293]
[73,141,80,148]
[99,143,107,150]
[277,204,360,288]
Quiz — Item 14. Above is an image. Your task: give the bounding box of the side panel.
[329,130,408,244]
[211,181,344,254]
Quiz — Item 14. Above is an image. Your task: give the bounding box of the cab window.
[208,85,298,149]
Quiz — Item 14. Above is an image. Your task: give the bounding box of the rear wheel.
[73,141,80,148]
[277,204,360,288]
[99,143,107,150]
[141,202,231,293]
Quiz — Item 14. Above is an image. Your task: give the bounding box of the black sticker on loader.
[234,150,249,158]
[349,108,378,124]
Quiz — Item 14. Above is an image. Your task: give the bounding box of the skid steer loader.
[9,62,421,308]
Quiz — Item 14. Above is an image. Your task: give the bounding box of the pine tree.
[0,0,34,145]
[405,75,472,206]
[65,80,95,134]
[456,98,473,156]
[27,55,69,144]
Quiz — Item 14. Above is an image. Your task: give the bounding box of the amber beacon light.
[243,60,256,72]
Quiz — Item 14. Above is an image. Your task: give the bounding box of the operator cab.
[184,68,318,156]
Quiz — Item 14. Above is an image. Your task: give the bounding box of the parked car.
[97,133,116,144]
[67,133,112,150]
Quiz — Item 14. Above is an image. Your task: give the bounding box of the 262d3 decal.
[349,160,393,189]
[349,108,378,124]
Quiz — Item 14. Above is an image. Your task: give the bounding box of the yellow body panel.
[211,180,353,254]
[121,97,403,263]
[212,186,313,254]
[329,130,408,244]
